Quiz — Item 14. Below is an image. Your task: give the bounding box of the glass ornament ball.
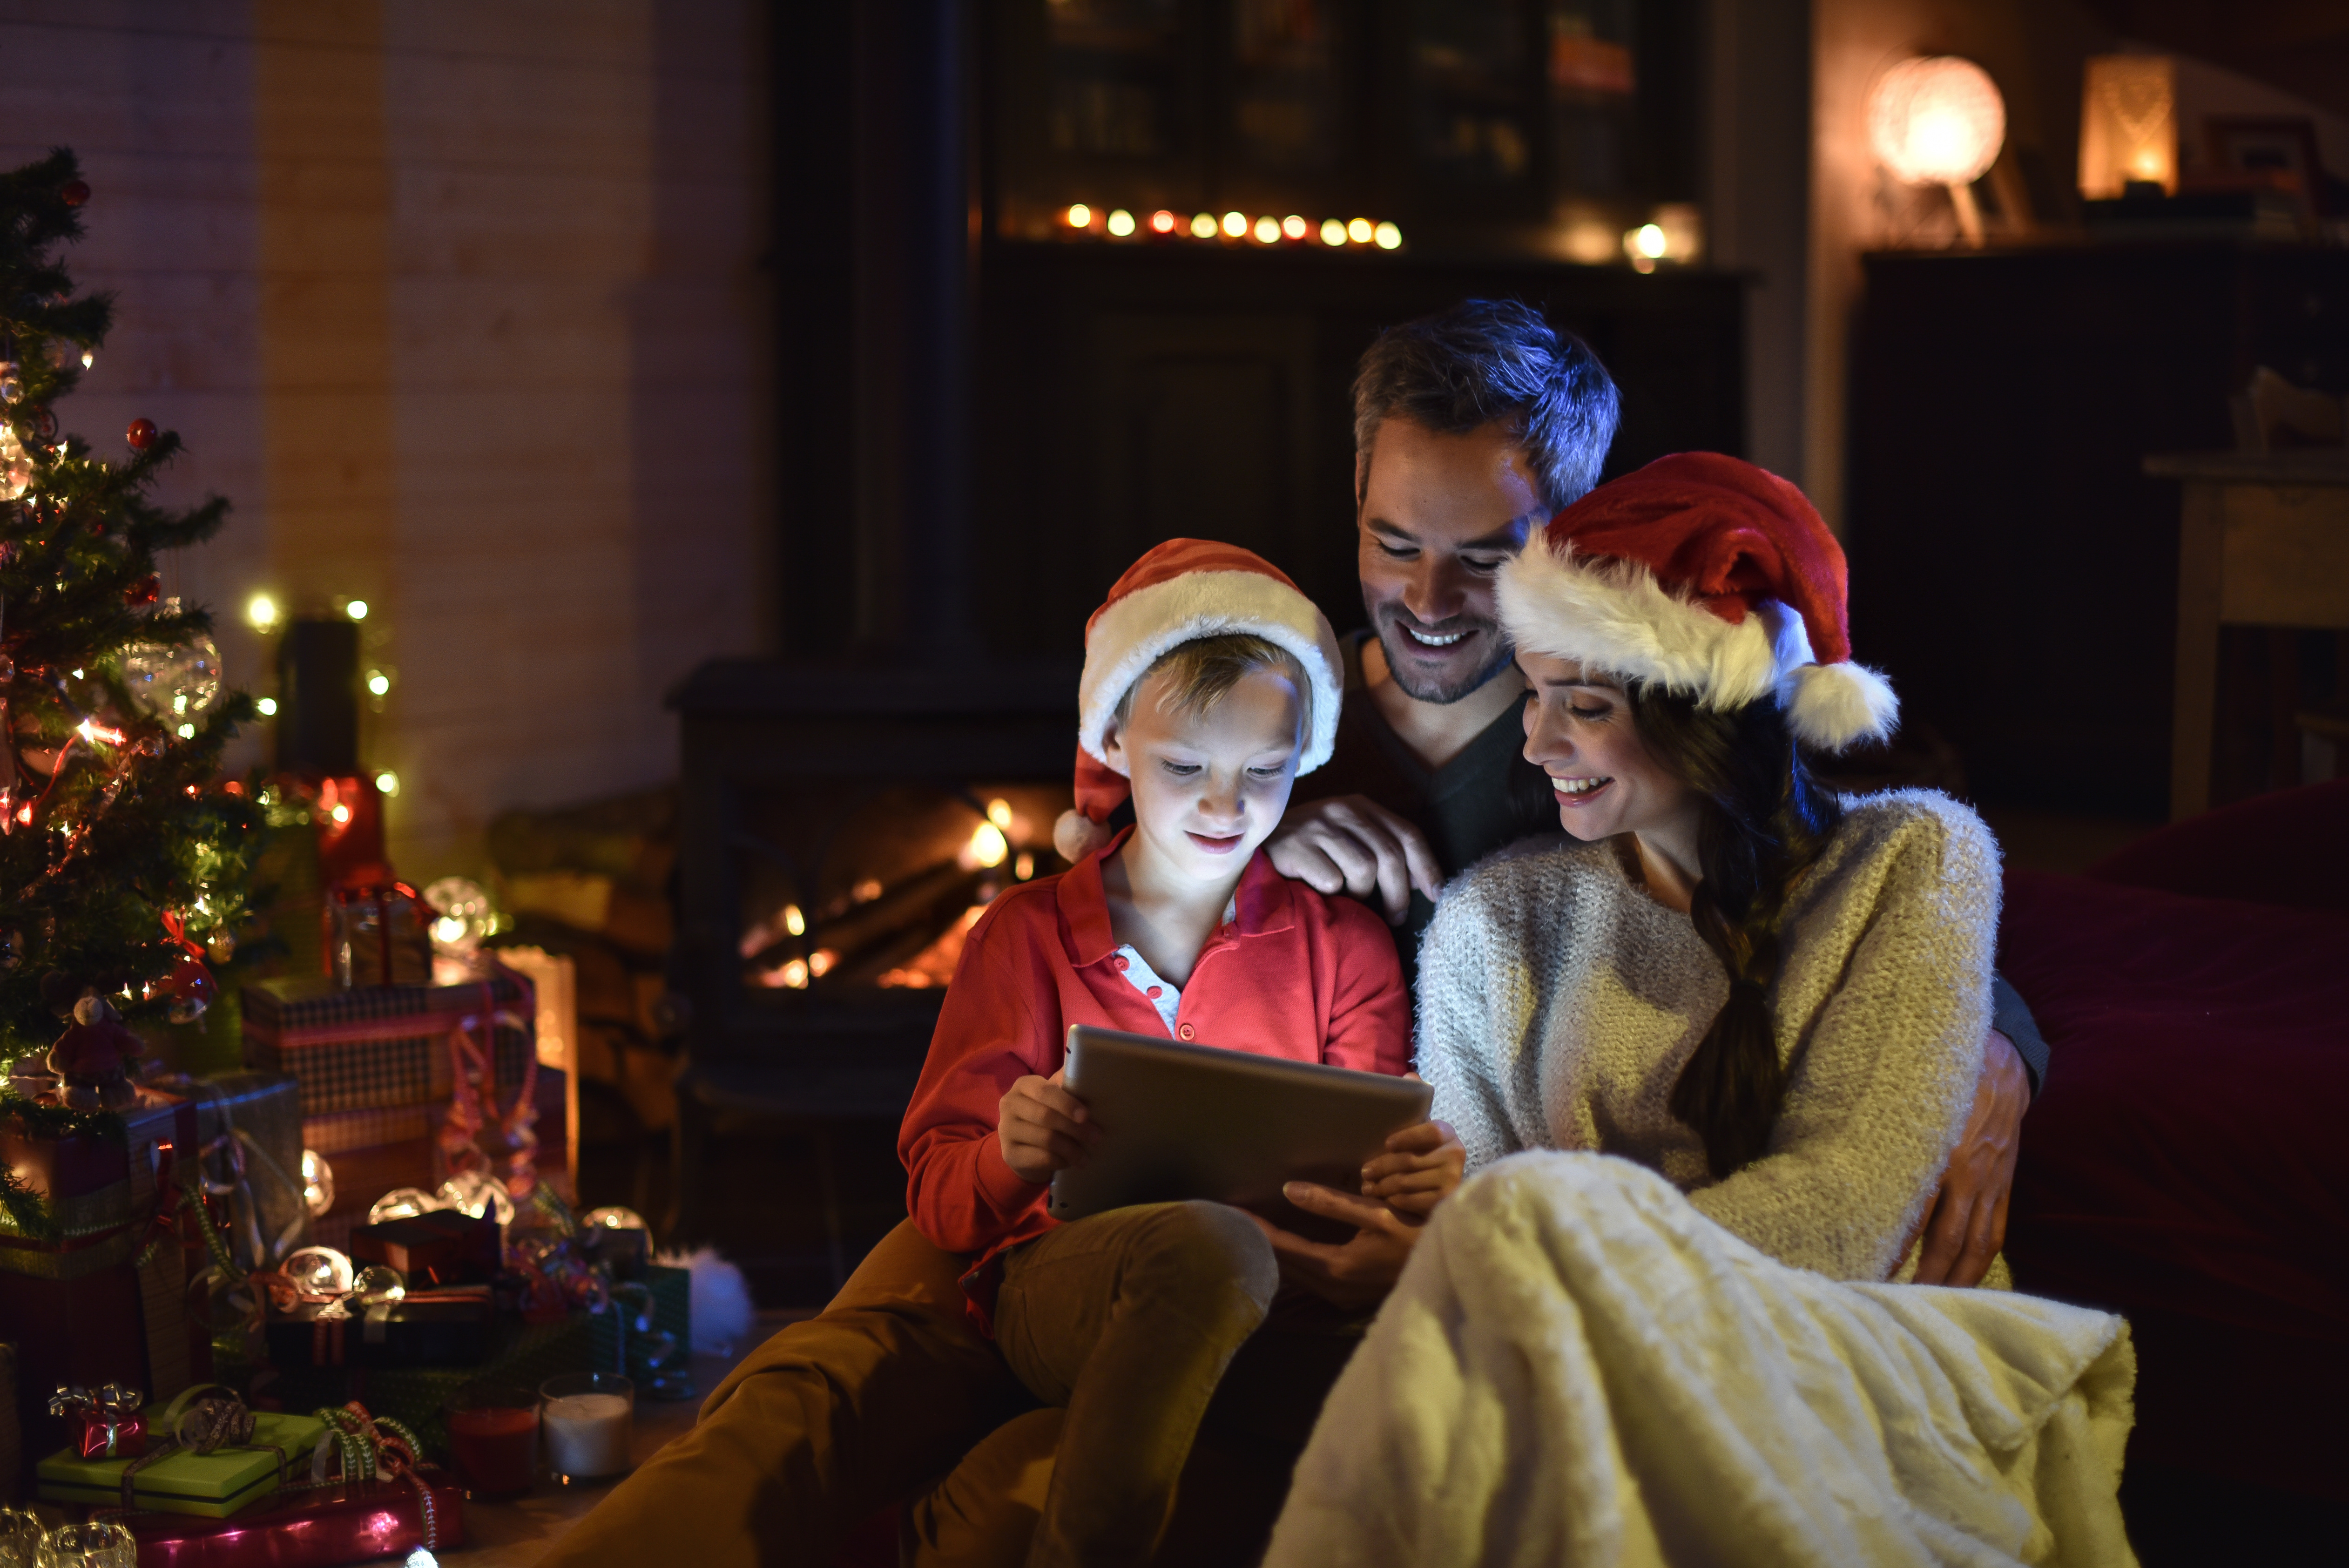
[0,423,30,502]
[300,1148,336,1217]
[126,418,156,451]
[367,1187,442,1224]
[23,406,56,442]
[351,1264,406,1303]
[582,1206,647,1231]
[164,953,216,1025]
[126,574,160,608]
[61,179,90,207]
[437,1170,516,1227]
[421,877,497,954]
[120,633,221,720]
[283,1245,354,1298]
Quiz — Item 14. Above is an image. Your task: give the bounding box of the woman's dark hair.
[1622,683,1845,1179]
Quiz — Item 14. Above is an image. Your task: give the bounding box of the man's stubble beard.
[1368,601,1518,706]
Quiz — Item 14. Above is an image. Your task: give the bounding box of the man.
[1267,299,2042,1291]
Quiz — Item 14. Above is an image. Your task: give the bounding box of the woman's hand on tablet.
[1361,1120,1465,1217]
[999,1069,1100,1184]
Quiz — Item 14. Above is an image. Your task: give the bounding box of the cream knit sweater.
[1415,788,1998,1283]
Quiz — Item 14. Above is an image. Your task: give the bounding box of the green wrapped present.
[37,1408,326,1517]
[263,1265,690,1458]
[267,1310,591,1460]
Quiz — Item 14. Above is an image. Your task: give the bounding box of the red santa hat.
[1055,539,1344,863]
[1495,453,1897,750]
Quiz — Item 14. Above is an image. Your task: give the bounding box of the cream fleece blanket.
[1265,1155,2138,1568]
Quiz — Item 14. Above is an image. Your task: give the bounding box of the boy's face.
[1100,665,1305,883]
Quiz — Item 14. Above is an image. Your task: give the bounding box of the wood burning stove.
[666,660,1076,1289]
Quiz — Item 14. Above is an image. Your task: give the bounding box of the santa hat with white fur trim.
[1054,540,1345,863]
[1495,453,1898,750]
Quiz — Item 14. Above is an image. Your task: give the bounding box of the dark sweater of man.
[1304,629,2053,1092]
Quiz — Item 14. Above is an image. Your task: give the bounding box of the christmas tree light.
[0,149,262,1066]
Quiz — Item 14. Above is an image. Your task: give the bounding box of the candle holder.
[540,1371,635,1486]
[443,1382,541,1501]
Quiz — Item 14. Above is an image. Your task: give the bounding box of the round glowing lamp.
[1149,209,1176,234]
[1106,209,1135,237]
[1221,211,1248,238]
[1066,203,1092,229]
[1319,218,1346,246]
[1867,56,2005,246]
[1190,212,1217,238]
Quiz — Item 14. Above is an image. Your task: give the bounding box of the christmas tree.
[0,148,260,1105]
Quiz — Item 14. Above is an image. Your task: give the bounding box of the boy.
[897,539,1461,1567]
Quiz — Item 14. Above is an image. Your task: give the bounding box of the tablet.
[1046,1025,1432,1239]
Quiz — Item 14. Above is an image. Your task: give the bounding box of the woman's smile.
[1550,773,1613,806]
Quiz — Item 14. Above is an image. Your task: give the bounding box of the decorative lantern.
[2078,54,2176,198]
[1867,56,2006,247]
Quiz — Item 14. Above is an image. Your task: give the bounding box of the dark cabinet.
[968,242,1746,655]
[1845,244,2349,816]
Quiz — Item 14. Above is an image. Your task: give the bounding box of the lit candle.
[540,1373,634,1482]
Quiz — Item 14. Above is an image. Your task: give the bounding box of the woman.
[1265,455,2134,1567]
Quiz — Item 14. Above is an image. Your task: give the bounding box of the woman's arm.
[1412,866,1546,1173]
[1685,800,1999,1281]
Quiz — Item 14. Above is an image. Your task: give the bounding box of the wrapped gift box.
[111,1474,465,1567]
[0,1089,207,1470]
[264,1288,496,1370]
[347,1210,500,1289]
[36,1409,326,1517]
[184,1071,309,1258]
[589,1262,691,1374]
[267,1311,592,1460]
[242,973,533,1118]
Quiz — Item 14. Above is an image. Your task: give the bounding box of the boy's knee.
[1128,1200,1279,1312]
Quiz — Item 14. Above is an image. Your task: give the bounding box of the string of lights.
[1061,204,1404,251]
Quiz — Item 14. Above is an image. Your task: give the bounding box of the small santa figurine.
[48,994,146,1110]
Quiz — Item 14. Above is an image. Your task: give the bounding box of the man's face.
[1356,417,1548,704]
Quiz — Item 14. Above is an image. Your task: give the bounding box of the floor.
[438,1315,803,1564]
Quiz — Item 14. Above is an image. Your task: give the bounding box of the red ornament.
[126,418,156,451]
[165,952,217,1024]
[61,180,89,207]
[127,573,160,607]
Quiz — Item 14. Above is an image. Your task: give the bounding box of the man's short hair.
[1112,633,1311,739]
[1351,299,1620,514]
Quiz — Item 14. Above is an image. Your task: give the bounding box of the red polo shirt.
[898,828,1411,1309]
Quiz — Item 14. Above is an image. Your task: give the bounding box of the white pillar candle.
[542,1392,632,1479]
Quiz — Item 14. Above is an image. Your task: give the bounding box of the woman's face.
[1518,652,1699,843]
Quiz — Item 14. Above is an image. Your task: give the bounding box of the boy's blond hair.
[1112,633,1313,739]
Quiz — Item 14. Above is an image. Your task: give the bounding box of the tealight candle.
[540,1372,634,1482]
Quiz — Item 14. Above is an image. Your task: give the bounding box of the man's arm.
[1910,1027,2027,1287]
[1911,973,2046,1286]
[1990,974,2049,1096]
[1266,794,1444,924]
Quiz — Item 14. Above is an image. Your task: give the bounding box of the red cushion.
[2000,869,2349,1500]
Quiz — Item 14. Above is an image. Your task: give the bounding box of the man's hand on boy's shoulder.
[1251,1119,1466,1310]
[998,1069,1101,1185]
[1268,795,1445,925]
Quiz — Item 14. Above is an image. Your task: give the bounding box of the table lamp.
[1867,56,2006,247]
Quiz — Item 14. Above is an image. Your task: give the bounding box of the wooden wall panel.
[0,0,771,882]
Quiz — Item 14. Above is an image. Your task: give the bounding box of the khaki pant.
[538,1220,1022,1568]
[990,1202,1280,1568]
